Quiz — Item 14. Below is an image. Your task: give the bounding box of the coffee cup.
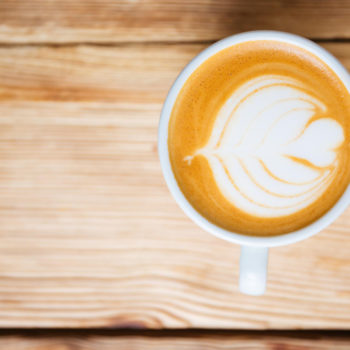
[158,31,350,295]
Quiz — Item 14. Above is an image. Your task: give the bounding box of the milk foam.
[186,75,344,218]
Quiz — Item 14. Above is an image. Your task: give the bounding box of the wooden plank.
[0,333,350,350]
[1,1,350,44]
[0,43,349,328]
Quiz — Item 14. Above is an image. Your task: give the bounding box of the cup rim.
[158,30,350,248]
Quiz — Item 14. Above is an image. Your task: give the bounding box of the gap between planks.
[0,330,349,350]
[1,37,350,48]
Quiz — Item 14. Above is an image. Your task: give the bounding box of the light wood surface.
[1,0,350,44]
[0,43,350,328]
[0,333,349,350]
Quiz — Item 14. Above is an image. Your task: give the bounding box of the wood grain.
[0,43,350,328]
[1,1,350,44]
[0,333,350,350]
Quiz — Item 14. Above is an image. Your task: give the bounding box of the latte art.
[168,40,350,236]
[185,75,344,217]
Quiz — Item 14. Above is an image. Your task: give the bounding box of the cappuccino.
[168,40,350,236]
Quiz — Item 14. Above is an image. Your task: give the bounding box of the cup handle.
[239,246,269,296]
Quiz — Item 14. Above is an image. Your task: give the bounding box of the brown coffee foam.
[168,40,350,236]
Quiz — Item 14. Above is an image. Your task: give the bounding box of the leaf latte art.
[168,40,350,236]
[185,75,344,218]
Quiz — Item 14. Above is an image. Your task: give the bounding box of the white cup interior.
[158,30,350,247]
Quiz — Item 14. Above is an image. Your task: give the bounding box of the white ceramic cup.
[158,31,350,296]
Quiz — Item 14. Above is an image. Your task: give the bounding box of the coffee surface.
[168,40,350,236]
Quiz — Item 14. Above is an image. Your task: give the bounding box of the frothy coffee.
[168,40,350,236]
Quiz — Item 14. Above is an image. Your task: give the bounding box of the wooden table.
[0,1,350,348]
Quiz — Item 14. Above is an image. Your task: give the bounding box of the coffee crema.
[168,40,350,236]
